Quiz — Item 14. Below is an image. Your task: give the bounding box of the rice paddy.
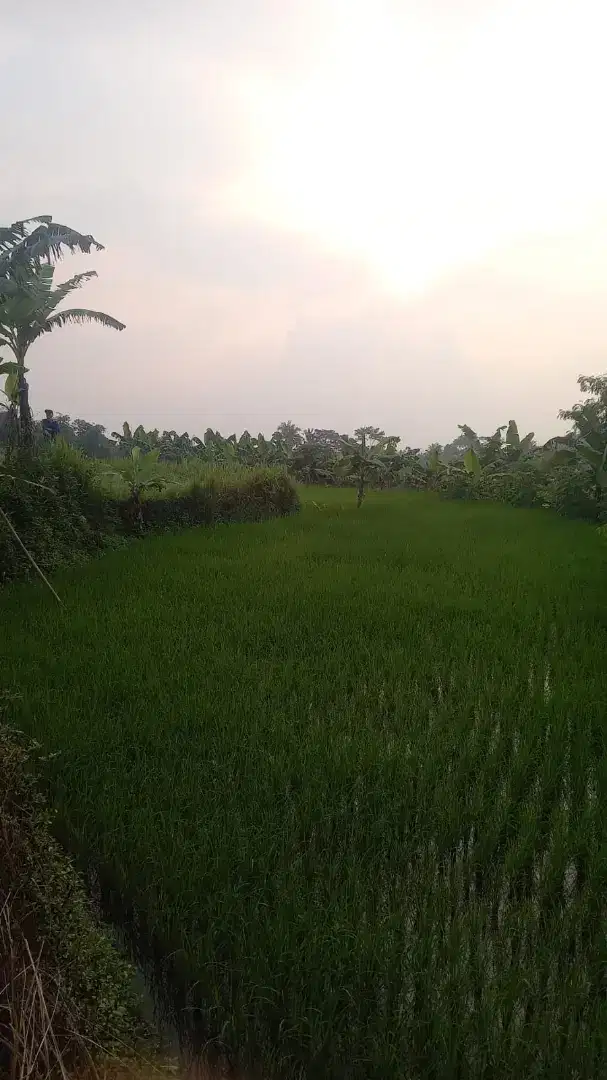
[2,488,607,1078]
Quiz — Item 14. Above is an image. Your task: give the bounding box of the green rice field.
[3,488,607,1078]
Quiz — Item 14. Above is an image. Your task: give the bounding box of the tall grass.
[2,489,607,1077]
[0,442,297,584]
[93,453,286,499]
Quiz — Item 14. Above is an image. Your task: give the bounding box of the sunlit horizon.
[1,0,607,444]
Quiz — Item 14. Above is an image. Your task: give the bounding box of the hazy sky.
[2,0,606,445]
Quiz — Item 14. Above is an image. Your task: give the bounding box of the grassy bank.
[2,489,607,1077]
[0,445,298,584]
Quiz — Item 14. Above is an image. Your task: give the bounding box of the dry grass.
[1,896,70,1080]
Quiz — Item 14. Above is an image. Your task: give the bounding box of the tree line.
[2,215,607,517]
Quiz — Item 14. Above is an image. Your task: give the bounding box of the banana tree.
[458,424,507,466]
[289,440,335,484]
[461,445,512,486]
[198,429,236,465]
[374,436,404,488]
[458,421,534,468]
[158,430,192,461]
[420,446,446,488]
[462,447,482,479]
[504,420,535,461]
[0,216,104,273]
[543,403,607,492]
[272,421,303,453]
[111,422,158,456]
[0,224,124,446]
[267,437,292,467]
[104,447,167,529]
[237,430,255,464]
[425,435,492,488]
[339,429,389,507]
[422,444,472,489]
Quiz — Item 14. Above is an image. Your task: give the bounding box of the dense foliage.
[0,696,136,1077]
[4,375,606,525]
[3,491,606,1079]
[1,212,606,546]
[0,442,298,585]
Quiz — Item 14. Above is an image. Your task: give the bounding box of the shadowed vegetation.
[2,489,606,1078]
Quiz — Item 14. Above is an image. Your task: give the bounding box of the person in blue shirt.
[41,409,61,441]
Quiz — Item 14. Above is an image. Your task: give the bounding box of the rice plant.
[2,489,606,1078]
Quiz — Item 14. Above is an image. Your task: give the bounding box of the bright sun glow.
[224,0,607,296]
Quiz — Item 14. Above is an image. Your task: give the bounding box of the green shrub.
[539,461,605,521]
[477,463,543,508]
[435,469,476,501]
[0,697,137,1076]
[136,470,298,530]
[0,447,115,583]
[434,461,571,513]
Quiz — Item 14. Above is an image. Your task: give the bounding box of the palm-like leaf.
[1,264,124,344]
[0,277,23,299]
[0,217,52,254]
[4,373,18,402]
[1,263,55,312]
[0,219,103,272]
[576,443,604,470]
[505,420,519,448]
[458,424,479,446]
[426,447,443,473]
[45,270,99,313]
[574,403,603,435]
[541,446,575,468]
[542,435,573,450]
[519,432,535,455]
[463,447,481,478]
[483,427,506,457]
[38,309,125,334]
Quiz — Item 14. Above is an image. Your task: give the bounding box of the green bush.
[538,461,605,521]
[0,444,299,586]
[0,448,116,583]
[0,697,137,1076]
[434,460,596,515]
[477,463,543,508]
[435,469,476,501]
[136,471,298,530]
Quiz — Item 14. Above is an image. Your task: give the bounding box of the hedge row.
[0,452,299,585]
[423,460,607,520]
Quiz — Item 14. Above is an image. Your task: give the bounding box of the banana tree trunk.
[357,434,366,508]
[18,376,33,448]
[16,351,33,449]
